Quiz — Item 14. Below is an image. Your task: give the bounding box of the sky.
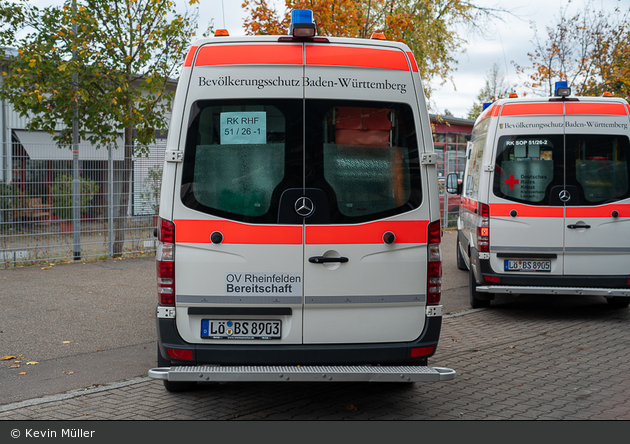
[11,0,629,119]
[197,0,628,119]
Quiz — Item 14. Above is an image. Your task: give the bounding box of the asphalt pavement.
[1,230,629,421]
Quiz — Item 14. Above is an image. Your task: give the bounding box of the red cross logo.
[504,174,519,189]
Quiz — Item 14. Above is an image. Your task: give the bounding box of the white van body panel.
[156,34,443,357]
[456,94,630,306]
[488,110,566,276]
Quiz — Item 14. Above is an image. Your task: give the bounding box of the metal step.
[149,365,456,383]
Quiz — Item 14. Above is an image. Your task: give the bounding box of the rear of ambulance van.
[154,16,447,384]
[472,92,630,307]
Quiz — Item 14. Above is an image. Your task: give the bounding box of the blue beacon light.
[289,9,316,37]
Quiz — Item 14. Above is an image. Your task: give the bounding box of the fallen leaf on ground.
[62,341,74,344]
[346,404,358,411]
[26,361,39,365]
[18,372,26,375]
[7,365,20,369]
[63,371,74,375]
[508,345,516,349]
[1,356,16,361]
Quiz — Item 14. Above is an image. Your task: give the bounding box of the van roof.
[189,34,412,50]
[476,95,630,125]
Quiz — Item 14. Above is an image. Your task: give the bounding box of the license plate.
[504,260,551,272]
[201,319,281,340]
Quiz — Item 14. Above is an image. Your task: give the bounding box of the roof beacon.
[289,9,316,37]
[555,81,571,97]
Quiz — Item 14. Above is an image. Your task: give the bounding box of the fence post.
[108,142,114,258]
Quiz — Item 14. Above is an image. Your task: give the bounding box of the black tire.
[456,236,468,271]
[469,267,490,309]
[163,379,197,393]
[157,345,197,393]
[606,297,630,309]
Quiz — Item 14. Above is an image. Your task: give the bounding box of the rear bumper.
[149,364,456,383]
[469,244,630,294]
[475,285,630,297]
[157,313,443,366]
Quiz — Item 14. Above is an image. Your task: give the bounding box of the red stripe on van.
[490,203,564,218]
[460,197,478,213]
[305,221,429,244]
[406,51,419,72]
[184,46,198,67]
[174,220,303,245]
[565,102,627,115]
[192,44,303,67]
[566,204,630,218]
[500,103,564,116]
[305,45,410,71]
[477,104,500,121]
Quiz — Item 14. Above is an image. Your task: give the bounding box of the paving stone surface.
[2,299,628,420]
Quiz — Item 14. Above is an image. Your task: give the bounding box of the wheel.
[469,267,490,309]
[606,297,630,309]
[163,379,197,393]
[456,235,468,271]
[157,345,198,392]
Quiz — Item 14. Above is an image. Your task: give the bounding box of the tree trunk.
[113,125,133,257]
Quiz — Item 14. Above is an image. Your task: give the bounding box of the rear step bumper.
[476,286,630,297]
[149,365,456,383]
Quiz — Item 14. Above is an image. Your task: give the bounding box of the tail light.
[477,203,490,253]
[156,218,175,306]
[427,220,442,306]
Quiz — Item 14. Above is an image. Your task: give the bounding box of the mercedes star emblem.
[559,189,571,202]
[294,197,315,217]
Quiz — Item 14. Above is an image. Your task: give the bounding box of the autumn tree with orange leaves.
[514,3,630,101]
[242,0,505,96]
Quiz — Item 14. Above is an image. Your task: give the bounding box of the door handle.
[308,256,349,264]
[567,224,591,229]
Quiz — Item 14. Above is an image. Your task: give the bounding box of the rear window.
[181,99,422,224]
[493,134,630,205]
[568,134,630,203]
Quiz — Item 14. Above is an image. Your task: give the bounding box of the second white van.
[448,82,630,309]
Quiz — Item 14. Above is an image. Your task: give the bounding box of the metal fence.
[0,142,165,268]
[1,139,459,268]
[438,151,460,231]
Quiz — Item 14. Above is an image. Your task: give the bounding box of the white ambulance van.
[148,10,455,391]
[447,82,630,309]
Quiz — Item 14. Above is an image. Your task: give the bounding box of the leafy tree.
[0,0,204,255]
[242,0,507,96]
[514,2,630,100]
[467,62,510,120]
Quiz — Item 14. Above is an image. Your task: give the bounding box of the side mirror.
[446,173,461,195]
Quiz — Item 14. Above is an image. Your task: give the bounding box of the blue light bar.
[482,102,492,111]
[292,9,313,24]
[554,81,571,97]
[289,9,316,37]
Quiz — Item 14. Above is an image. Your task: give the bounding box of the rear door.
[301,42,432,343]
[563,101,630,275]
[489,102,566,276]
[172,41,307,345]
